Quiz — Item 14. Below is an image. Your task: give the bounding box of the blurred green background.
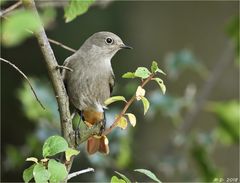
[1,0,239,182]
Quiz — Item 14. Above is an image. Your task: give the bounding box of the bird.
[62,31,132,154]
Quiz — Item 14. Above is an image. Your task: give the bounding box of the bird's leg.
[100,110,106,135]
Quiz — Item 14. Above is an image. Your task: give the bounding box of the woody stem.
[103,73,155,136]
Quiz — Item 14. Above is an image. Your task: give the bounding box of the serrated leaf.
[122,72,136,79]
[134,169,161,183]
[104,96,127,106]
[64,0,95,23]
[115,171,131,183]
[33,163,50,183]
[26,157,38,164]
[2,10,41,46]
[65,148,80,161]
[111,176,126,183]
[125,113,136,127]
[141,97,150,115]
[136,86,145,100]
[23,164,35,183]
[153,78,166,94]
[116,116,128,130]
[151,61,158,73]
[135,67,151,79]
[48,159,67,183]
[42,136,68,158]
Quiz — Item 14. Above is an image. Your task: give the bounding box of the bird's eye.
[105,37,113,44]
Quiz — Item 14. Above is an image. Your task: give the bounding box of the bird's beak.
[120,44,133,49]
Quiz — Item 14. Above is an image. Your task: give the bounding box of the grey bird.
[62,31,131,154]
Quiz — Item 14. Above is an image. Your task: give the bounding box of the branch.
[56,65,73,72]
[103,73,155,136]
[22,0,74,173]
[0,1,22,17]
[0,57,45,109]
[68,168,94,180]
[48,38,76,53]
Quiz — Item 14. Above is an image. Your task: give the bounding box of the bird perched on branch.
[62,31,132,154]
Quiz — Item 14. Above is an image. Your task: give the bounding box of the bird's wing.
[109,71,115,94]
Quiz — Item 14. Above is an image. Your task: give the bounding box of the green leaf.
[42,136,68,158]
[134,67,151,79]
[111,176,126,183]
[134,169,161,183]
[23,164,35,183]
[48,159,68,183]
[2,10,41,47]
[207,101,240,145]
[115,171,131,183]
[151,61,158,73]
[104,96,127,106]
[33,163,50,183]
[122,72,136,79]
[153,78,166,94]
[65,148,80,161]
[141,97,150,115]
[64,0,95,23]
[0,0,6,6]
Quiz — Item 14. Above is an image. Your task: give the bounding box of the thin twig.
[56,65,73,72]
[0,57,45,109]
[0,1,22,17]
[103,73,155,136]
[48,38,76,53]
[67,168,94,180]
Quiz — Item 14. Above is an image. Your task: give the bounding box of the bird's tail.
[87,135,109,155]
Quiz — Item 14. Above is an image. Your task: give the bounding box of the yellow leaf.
[26,157,38,164]
[141,97,150,115]
[136,86,145,100]
[125,113,137,127]
[65,148,80,161]
[116,116,128,129]
[104,96,127,106]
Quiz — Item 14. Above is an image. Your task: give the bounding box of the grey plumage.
[62,31,130,113]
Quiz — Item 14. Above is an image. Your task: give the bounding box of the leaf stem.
[103,73,155,135]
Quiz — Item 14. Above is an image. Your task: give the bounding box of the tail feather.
[87,136,109,155]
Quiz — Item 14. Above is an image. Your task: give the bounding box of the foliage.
[1,8,56,47]
[107,61,166,131]
[134,169,161,183]
[225,16,240,65]
[190,135,220,182]
[207,100,239,145]
[1,10,41,46]
[23,135,79,182]
[111,169,161,183]
[165,49,208,79]
[64,0,95,23]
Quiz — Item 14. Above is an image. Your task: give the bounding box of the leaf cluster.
[23,136,79,183]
